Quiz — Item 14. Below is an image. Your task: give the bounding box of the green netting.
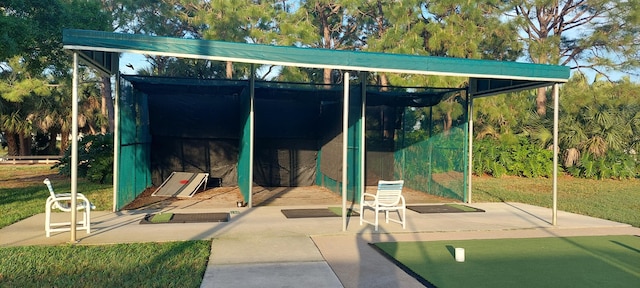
[394,123,468,201]
[116,79,152,210]
[394,92,468,201]
[316,85,467,203]
[117,75,467,208]
[364,89,468,202]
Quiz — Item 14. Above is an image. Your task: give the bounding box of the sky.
[119,53,148,74]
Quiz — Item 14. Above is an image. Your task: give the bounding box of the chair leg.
[85,206,91,234]
[79,208,85,230]
[75,207,90,234]
[402,207,406,229]
[374,208,379,231]
[45,202,52,237]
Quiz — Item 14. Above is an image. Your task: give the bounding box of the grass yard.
[374,235,640,288]
[472,175,640,227]
[0,240,211,287]
[0,165,212,287]
[0,165,112,228]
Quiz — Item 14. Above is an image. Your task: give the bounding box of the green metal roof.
[63,29,569,95]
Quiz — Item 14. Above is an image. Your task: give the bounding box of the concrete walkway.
[1,202,638,287]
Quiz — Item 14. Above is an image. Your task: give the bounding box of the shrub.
[473,137,554,178]
[53,134,113,184]
[568,151,637,179]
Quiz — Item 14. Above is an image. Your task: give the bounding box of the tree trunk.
[536,87,547,116]
[321,6,332,84]
[379,73,389,87]
[47,132,58,155]
[6,132,19,156]
[444,111,453,134]
[60,133,69,156]
[226,61,233,79]
[323,68,332,84]
[535,53,548,116]
[18,132,31,156]
[101,75,115,133]
[378,74,393,138]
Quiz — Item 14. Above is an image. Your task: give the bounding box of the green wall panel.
[238,87,252,202]
[116,79,152,210]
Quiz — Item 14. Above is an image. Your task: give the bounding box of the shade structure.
[63,29,570,236]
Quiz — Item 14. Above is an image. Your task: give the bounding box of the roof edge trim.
[63,29,570,83]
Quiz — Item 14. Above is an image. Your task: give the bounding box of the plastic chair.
[44,178,95,237]
[359,180,406,231]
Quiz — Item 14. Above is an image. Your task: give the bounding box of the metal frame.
[63,29,568,239]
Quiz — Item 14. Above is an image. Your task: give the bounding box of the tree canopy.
[1,0,639,179]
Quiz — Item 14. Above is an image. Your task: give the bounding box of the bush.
[567,151,637,180]
[474,137,639,179]
[473,137,554,178]
[53,133,113,184]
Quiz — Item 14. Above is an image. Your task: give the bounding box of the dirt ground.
[0,165,456,210]
[123,184,456,210]
[0,169,65,189]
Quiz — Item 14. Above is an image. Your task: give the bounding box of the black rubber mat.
[281,208,339,218]
[140,212,229,224]
[407,204,485,214]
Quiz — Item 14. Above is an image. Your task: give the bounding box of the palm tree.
[558,74,635,160]
[0,110,26,156]
[0,57,50,156]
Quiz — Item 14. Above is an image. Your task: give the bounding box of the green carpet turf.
[150,213,174,223]
[373,235,640,288]
[446,203,482,212]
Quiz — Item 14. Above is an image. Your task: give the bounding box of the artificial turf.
[373,235,640,288]
[150,212,174,223]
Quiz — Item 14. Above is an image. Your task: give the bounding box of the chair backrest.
[43,178,56,198]
[376,180,404,206]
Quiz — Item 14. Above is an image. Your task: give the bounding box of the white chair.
[44,178,95,237]
[360,180,406,231]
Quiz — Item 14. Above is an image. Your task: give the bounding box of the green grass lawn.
[0,240,211,287]
[472,175,640,227]
[374,235,640,288]
[0,165,212,287]
[0,165,112,228]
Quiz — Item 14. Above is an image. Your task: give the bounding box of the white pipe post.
[342,72,350,231]
[248,64,255,208]
[360,73,366,206]
[112,72,120,212]
[71,52,79,242]
[467,92,473,203]
[552,83,559,225]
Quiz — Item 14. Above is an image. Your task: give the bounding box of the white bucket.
[455,248,465,262]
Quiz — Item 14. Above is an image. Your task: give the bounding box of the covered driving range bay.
[63,30,569,229]
[120,75,467,207]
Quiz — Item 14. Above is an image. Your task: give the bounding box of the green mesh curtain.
[394,122,468,201]
[116,78,152,210]
[369,88,468,202]
[318,84,469,203]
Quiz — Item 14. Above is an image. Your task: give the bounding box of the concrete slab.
[1,202,638,288]
[201,262,342,288]
[209,236,324,264]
